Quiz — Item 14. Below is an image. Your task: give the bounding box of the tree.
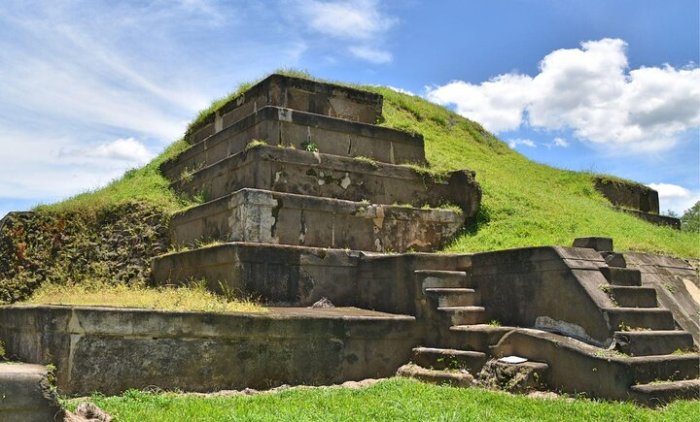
[680,201,700,232]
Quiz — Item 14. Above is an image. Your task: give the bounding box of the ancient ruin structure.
[0,76,696,417]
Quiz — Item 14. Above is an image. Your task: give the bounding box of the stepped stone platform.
[165,144,480,217]
[188,74,383,143]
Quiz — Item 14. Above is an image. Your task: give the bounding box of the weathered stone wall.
[0,203,170,303]
[593,176,659,214]
[0,363,64,421]
[471,246,614,345]
[0,305,416,396]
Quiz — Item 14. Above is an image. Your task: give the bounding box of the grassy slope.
[41,74,698,257]
[65,378,698,422]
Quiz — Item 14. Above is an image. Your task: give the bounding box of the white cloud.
[80,138,153,164]
[553,137,569,147]
[426,38,700,153]
[298,0,396,40]
[648,183,700,215]
[349,46,392,64]
[296,0,396,63]
[507,138,536,149]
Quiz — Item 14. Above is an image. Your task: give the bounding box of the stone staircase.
[399,243,699,404]
[153,74,480,300]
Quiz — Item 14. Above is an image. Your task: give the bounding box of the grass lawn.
[64,378,699,422]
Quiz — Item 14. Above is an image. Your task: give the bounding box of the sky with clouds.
[0,0,698,218]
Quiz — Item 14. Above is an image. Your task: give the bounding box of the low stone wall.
[0,363,64,421]
[593,177,659,214]
[0,305,416,396]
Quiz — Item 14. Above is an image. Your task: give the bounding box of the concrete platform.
[188,74,383,143]
[165,144,480,219]
[0,304,416,396]
[170,188,463,252]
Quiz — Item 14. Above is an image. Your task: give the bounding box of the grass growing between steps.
[23,279,265,313]
[63,378,698,422]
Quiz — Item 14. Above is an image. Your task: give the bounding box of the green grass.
[63,378,699,422]
[35,139,192,215]
[24,279,265,313]
[40,70,699,257]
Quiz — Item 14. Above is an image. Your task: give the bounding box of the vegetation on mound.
[25,279,265,313]
[63,378,698,422]
[0,203,170,303]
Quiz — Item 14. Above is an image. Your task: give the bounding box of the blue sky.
[0,0,698,218]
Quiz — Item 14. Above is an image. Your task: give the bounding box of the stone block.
[572,237,613,251]
[170,189,463,252]
[165,145,480,219]
[188,74,384,144]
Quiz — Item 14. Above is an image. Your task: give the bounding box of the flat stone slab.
[164,106,426,177]
[0,363,64,421]
[0,305,416,396]
[164,144,480,219]
[170,188,463,252]
[188,74,384,143]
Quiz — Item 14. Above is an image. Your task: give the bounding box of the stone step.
[630,353,700,384]
[425,288,480,307]
[614,330,695,356]
[601,267,641,286]
[411,346,487,374]
[162,106,425,179]
[396,363,474,387]
[438,306,487,325]
[630,379,700,405]
[446,324,514,352]
[188,73,383,144]
[170,189,463,253]
[416,270,473,289]
[603,308,676,331]
[164,144,479,219]
[609,286,657,307]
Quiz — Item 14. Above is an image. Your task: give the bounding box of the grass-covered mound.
[3,70,695,303]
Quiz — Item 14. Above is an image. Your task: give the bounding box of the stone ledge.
[0,363,64,421]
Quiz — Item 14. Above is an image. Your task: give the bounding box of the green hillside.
[41,73,698,258]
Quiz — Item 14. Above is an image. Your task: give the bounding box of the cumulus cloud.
[648,183,700,214]
[507,138,536,149]
[297,0,395,63]
[426,38,700,153]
